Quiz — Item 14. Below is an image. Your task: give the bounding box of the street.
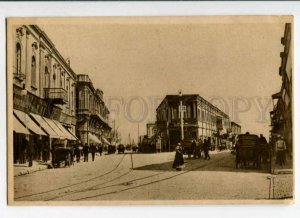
[14,150,291,201]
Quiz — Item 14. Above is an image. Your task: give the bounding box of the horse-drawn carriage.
[235,134,260,169]
[52,146,73,168]
[117,144,125,154]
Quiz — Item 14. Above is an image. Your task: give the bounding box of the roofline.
[30,25,77,80]
[156,94,229,118]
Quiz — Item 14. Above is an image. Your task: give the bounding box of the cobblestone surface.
[273,174,293,199]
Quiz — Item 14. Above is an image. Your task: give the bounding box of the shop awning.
[88,133,101,144]
[65,128,79,141]
[42,118,67,139]
[52,120,77,141]
[13,110,46,136]
[13,114,30,134]
[101,136,111,145]
[30,113,60,138]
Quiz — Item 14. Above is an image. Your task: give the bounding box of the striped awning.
[88,133,101,144]
[13,114,30,134]
[42,118,67,139]
[52,120,77,141]
[13,110,46,136]
[101,136,111,145]
[30,113,60,138]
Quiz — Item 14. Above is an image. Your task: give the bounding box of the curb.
[14,166,49,177]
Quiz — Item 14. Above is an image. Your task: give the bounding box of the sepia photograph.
[7,16,294,205]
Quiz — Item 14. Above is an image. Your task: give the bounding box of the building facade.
[76,74,111,145]
[230,122,242,136]
[12,25,77,163]
[270,23,293,156]
[156,94,230,151]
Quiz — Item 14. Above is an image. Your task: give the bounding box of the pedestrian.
[42,141,49,163]
[74,144,81,163]
[198,138,204,158]
[192,140,198,158]
[203,138,211,160]
[27,140,35,167]
[20,138,27,164]
[90,143,97,161]
[275,136,286,166]
[83,143,89,162]
[98,144,103,156]
[259,134,269,164]
[172,142,184,171]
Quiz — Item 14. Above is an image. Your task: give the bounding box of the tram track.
[73,155,229,201]
[15,154,127,200]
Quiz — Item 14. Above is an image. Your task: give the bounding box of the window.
[16,43,21,75]
[31,56,36,86]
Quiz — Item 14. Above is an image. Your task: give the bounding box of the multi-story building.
[12,25,77,163]
[76,74,111,145]
[270,23,293,156]
[156,94,230,151]
[230,121,241,136]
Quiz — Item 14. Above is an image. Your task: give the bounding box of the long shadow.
[134,154,270,174]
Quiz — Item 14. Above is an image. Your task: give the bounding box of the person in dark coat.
[90,143,97,161]
[42,141,49,163]
[83,143,89,162]
[98,144,103,156]
[172,143,184,171]
[203,138,211,160]
[27,140,35,167]
[74,144,81,163]
[259,134,268,165]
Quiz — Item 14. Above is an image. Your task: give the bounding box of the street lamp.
[179,90,184,141]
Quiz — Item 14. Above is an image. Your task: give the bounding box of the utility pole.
[113,119,116,145]
[137,123,139,144]
[179,90,184,140]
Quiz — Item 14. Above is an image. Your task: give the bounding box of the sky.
[38,17,287,143]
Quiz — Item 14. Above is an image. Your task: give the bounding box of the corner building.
[12,25,77,163]
[156,94,230,151]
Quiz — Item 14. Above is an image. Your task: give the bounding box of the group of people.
[74,143,104,163]
[190,138,211,160]
[172,138,212,171]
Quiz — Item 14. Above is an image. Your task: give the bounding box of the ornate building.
[76,74,111,145]
[270,23,293,156]
[156,94,230,151]
[12,25,77,163]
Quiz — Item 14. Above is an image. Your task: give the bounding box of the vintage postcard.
[7,16,294,205]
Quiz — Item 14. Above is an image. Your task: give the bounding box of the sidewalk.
[271,154,293,175]
[14,161,49,177]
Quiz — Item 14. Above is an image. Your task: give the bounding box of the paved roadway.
[14,150,285,202]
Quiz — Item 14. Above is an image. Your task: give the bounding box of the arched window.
[31,56,36,86]
[16,43,21,75]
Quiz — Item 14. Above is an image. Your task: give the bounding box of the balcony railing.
[44,88,67,104]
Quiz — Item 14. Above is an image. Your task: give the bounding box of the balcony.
[44,88,67,104]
